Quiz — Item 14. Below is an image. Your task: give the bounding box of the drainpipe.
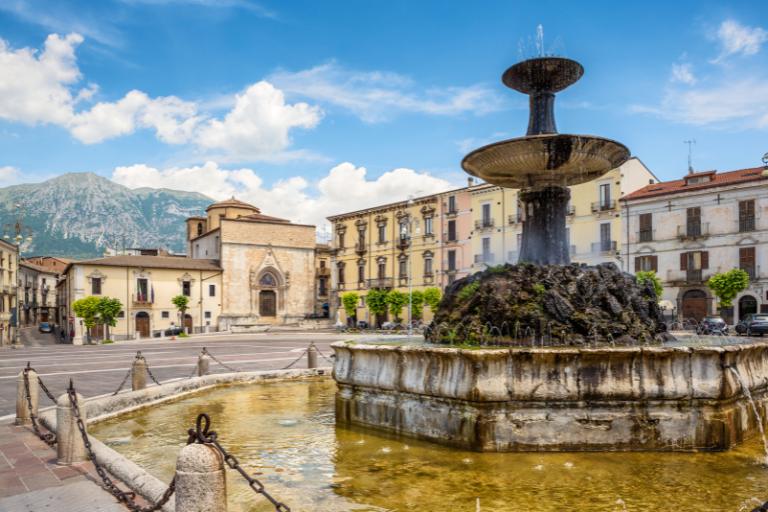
[126,267,129,340]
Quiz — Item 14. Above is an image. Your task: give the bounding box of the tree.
[72,296,101,342]
[708,269,750,308]
[386,290,409,323]
[409,290,425,321]
[366,288,389,326]
[423,287,442,312]
[341,292,359,323]
[96,297,123,341]
[636,271,663,301]
[171,295,190,333]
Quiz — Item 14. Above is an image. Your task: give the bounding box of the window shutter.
[680,252,688,270]
[651,255,658,272]
[635,257,641,272]
[701,251,709,269]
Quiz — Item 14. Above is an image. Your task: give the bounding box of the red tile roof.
[622,166,768,201]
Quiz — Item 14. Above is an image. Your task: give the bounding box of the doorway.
[681,289,708,321]
[739,295,758,321]
[259,290,277,317]
[135,312,150,338]
[183,313,193,333]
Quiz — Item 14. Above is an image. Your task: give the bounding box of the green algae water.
[91,378,768,511]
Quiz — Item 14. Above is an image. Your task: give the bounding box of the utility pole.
[684,139,696,174]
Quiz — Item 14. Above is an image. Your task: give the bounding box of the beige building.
[0,239,19,346]
[61,255,222,343]
[18,260,58,326]
[187,198,318,329]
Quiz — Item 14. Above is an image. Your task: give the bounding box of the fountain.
[332,52,768,452]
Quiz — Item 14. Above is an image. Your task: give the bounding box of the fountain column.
[519,186,570,265]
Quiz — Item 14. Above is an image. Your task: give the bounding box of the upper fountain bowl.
[502,57,584,94]
[462,133,630,189]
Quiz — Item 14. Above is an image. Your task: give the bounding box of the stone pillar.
[131,356,147,391]
[307,343,318,369]
[56,391,87,465]
[175,443,227,512]
[518,186,571,265]
[16,368,39,425]
[197,353,210,377]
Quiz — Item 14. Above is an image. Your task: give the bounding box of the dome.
[205,197,260,213]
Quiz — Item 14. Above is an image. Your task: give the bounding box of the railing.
[677,222,709,240]
[475,219,495,230]
[446,207,459,216]
[742,265,756,280]
[474,253,495,264]
[638,229,655,243]
[355,241,367,254]
[666,269,706,283]
[739,217,756,232]
[397,236,410,249]
[367,278,394,289]
[508,213,522,224]
[591,200,616,213]
[591,241,617,254]
[132,293,153,305]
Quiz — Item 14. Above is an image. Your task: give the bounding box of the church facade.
[186,198,318,329]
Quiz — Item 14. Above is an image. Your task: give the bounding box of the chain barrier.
[201,347,240,373]
[188,413,290,512]
[280,349,307,370]
[136,351,163,386]
[37,373,57,403]
[67,380,176,512]
[313,345,335,365]
[22,364,56,447]
[112,367,133,396]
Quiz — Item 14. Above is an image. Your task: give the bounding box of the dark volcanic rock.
[427,262,665,346]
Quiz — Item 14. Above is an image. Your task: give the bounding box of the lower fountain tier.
[332,341,768,452]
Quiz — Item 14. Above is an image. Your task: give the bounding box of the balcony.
[355,242,367,255]
[446,207,459,217]
[508,213,523,225]
[591,241,617,254]
[132,294,153,306]
[739,217,756,233]
[591,200,616,213]
[677,222,709,241]
[474,219,495,231]
[742,265,757,281]
[666,269,708,284]
[638,229,655,243]
[474,253,495,264]
[367,278,394,289]
[397,236,410,250]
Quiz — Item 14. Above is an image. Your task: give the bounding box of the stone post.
[197,352,210,377]
[16,368,39,425]
[131,356,147,391]
[175,443,227,512]
[56,390,87,465]
[307,343,318,369]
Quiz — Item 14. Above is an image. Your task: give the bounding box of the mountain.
[0,173,213,259]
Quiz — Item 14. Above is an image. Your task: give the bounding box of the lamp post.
[4,203,32,348]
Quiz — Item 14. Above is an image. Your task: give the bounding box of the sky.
[0,0,766,229]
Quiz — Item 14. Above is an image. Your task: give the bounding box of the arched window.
[259,272,277,287]
[197,222,203,236]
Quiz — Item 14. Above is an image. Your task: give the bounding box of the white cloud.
[269,62,503,123]
[670,62,696,85]
[111,161,455,228]
[712,19,768,63]
[0,166,22,186]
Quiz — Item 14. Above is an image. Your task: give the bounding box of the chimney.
[467,177,475,187]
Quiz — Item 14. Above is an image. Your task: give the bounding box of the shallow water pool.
[91,378,768,512]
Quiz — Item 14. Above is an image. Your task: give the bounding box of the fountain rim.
[501,56,585,94]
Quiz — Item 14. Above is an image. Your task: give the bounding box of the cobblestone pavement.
[0,332,345,418]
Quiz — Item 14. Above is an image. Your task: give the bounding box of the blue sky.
[0,0,766,226]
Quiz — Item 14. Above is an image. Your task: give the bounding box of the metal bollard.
[56,390,87,465]
[16,366,39,425]
[307,342,318,369]
[197,351,210,377]
[175,443,227,512]
[131,354,147,391]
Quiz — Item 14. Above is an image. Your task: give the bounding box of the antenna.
[683,139,696,174]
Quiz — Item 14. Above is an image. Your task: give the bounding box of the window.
[482,237,491,262]
[378,261,386,279]
[195,244,200,257]
[319,277,327,296]
[635,255,658,272]
[209,284,216,297]
[424,217,433,235]
[358,263,365,283]
[338,263,345,284]
[378,224,386,243]
[162,311,170,319]
[182,280,191,296]
[599,223,612,251]
[680,251,709,282]
[599,183,611,209]
[739,200,756,232]
[447,250,456,271]
[205,311,211,319]
[197,222,203,236]
[481,203,492,226]
[424,257,433,275]
[448,195,457,214]
[91,277,102,295]
[399,258,407,278]
[260,273,277,287]
[740,247,756,279]
[338,232,345,249]
[357,228,366,248]
[639,213,653,242]
[136,278,149,301]
[686,207,701,237]
[447,220,457,242]
[320,260,326,269]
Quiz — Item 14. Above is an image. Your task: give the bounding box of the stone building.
[18,260,58,326]
[622,164,768,322]
[61,255,222,343]
[0,239,19,346]
[186,198,317,329]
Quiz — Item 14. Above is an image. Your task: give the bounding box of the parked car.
[38,322,52,333]
[735,314,768,337]
[356,320,369,329]
[696,316,728,335]
[164,325,184,336]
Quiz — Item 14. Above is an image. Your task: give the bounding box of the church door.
[259,290,276,317]
[135,312,150,338]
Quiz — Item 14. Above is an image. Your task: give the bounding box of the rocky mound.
[427,262,665,346]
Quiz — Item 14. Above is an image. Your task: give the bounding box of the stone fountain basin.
[461,133,630,188]
[332,340,768,452]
